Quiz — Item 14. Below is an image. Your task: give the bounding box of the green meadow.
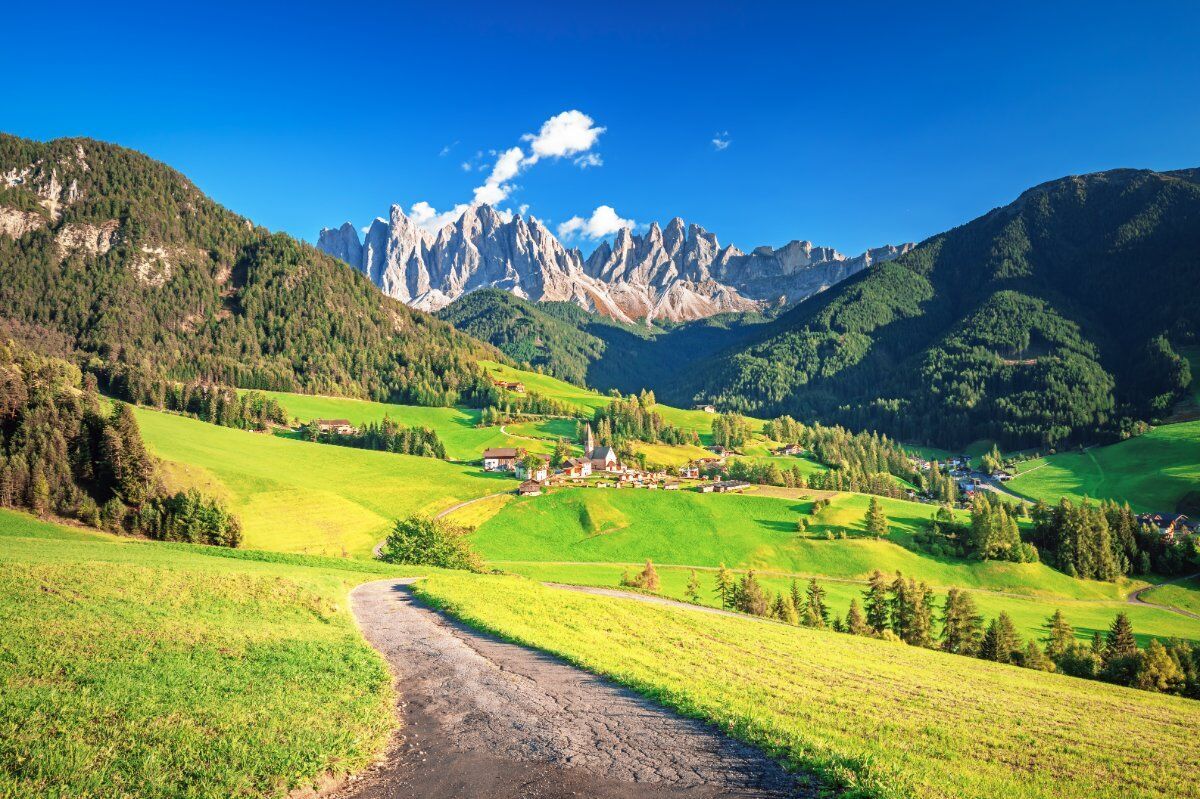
[469,487,1130,600]
[468,486,1200,643]
[415,572,1200,799]
[0,508,407,799]
[257,390,556,460]
[134,407,509,557]
[1006,420,1200,512]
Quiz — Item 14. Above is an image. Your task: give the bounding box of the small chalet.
[693,403,717,414]
[1138,513,1193,537]
[518,480,543,496]
[482,447,524,471]
[712,480,751,493]
[493,379,526,393]
[773,444,804,456]
[515,454,552,483]
[708,445,735,457]
[663,481,681,490]
[679,465,700,479]
[314,419,356,436]
[994,470,1014,482]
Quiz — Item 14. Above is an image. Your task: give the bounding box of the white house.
[515,454,551,483]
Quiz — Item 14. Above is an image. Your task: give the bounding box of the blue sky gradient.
[3,1,1198,254]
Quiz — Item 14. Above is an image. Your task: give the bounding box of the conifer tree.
[940,588,984,655]
[735,570,769,616]
[1043,609,1075,661]
[1104,612,1138,661]
[685,569,701,603]
[803,577,829,628]
[863,569,889,633]
[637,560,660,591]
[865,496,888,537]
[981,612,1020,663]
[714,563,735,609]
[844,598,869,636]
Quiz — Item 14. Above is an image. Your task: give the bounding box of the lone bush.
[379,515,483,572]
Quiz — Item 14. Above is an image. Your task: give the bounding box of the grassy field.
[257,390,556,461]
[468,487,1134,600]
[1005,421,1200,512]
[481,360,766,443]
[468,485,1200,643]
[0,508,407,799]
[499,560,1199,646]
[135,407,509,557]
[415,572,1200,799]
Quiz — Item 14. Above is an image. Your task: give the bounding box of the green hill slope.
[671,168,1200,450]
[1006,420,1200,512]
[468,487,1200,643]
[0,134,500,405]
[133,407,506,556]
[0,509,404,798]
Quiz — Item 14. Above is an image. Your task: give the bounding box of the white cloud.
[518,204,530,216]
[557,205,636,240]
[573,152,603,169]
[712,131,731,151]
[409,201,469,233]
[471,145,525,206]
[407,110,606,234]
[439,141,458,156]
[522,110,605,165]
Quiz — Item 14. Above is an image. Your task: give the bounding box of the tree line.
[623,559,1200,699]
[303,417,447,460]
[100,366,287,431]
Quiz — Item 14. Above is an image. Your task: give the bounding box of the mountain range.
[3,131,1197,452]
[317,206,912,323]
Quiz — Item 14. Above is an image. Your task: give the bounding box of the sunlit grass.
[415,572,1200,799]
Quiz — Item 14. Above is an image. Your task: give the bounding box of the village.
[481,423,753,497]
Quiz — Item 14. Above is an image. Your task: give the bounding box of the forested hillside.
[672,168,1200,448]
[0,134,502,406]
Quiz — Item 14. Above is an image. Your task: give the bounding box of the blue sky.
[3,1,1198,254]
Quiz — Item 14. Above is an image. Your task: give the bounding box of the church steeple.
[583,422,595,457]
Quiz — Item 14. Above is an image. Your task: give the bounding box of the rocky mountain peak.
[318,203,913,323]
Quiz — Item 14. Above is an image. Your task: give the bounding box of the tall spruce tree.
[1043,610,1075,661]
[981,612,1020,664]
[940,588,984,655]
[864,569,890,633]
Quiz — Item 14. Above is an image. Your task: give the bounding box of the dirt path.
[544,583,789,626]
[337,579,813,799]
[1126,572,1200,620]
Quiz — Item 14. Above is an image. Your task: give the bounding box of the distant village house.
[482,447,524,471]
[314,419,356,436]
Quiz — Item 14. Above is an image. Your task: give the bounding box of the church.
[582,423,620,472]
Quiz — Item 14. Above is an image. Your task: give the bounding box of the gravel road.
[334,579,814,799]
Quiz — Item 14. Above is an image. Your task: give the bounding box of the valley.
[2,124,1199,799]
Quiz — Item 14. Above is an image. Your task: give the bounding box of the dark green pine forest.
[670,168,1200,448]
[0,134,505,408]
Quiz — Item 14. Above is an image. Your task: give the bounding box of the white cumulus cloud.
[712,131,731,151]
[407,110,606,234]
[522,110,606,165]
[557,205,636,240]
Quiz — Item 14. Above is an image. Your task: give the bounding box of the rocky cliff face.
[318,205,911,323]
